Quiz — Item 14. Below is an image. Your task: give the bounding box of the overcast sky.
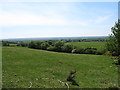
[0,1,118,39]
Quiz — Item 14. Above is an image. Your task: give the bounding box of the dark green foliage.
[47,45,55,51]
[47,40,55,46]
[41,42,49,50]
[28,41,36,48]
[112,52,119,56]
[67,70,79,86]
[72,47,85,54]
[95,50,104,55]
[2,41,10,46]
[28,41,43,49]
[54,41,64,52]
[106,35,118,53]
[17,42,28,47]
[84,48,97,54]
[28,40,64,52]
[72,47,98,54]
[28,40,106,55]
[62,43,74,53]
[107,20,120,55]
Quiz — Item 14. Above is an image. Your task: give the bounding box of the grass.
[2,46,118,88]
[9,44,17,47]
[67,42,106,51]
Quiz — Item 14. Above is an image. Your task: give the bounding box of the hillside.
[67,42,106,51]
[2,47,118,88]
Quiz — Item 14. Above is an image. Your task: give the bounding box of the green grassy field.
[2,47,118,88]
[67,42,106,51]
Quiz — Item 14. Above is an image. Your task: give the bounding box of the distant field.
[67,42,107,51]
[2,47,118,88]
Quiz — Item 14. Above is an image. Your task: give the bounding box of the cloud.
[0,2,74,26]
[0,11,69,26]
[0,10,89,27]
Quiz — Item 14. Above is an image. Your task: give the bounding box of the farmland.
[67,42,107,51]
[2,46,118,88]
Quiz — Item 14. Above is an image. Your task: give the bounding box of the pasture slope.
[2,47,118,88]
[67,42,106,51]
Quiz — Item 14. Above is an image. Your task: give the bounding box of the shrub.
[47,46,55,51]
[62,43,74,53]
[54,41,64,52]
[41,42,49,50]
[47,40,55,46]
[84,48,97,54]
[28,41,43,49]
[72,47,85,54]
[112,52,119,56]
[17,42,28,47]
[2,41,10,46]
[96,49,106,55]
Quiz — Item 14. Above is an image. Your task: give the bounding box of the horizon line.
[1,35,109,40]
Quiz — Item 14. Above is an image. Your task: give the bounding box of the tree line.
[2,40,106,55]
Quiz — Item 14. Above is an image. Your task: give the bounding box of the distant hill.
[2,36,108,42]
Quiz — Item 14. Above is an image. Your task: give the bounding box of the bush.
[96,49,106,55]
[72,47,85,54]
[47,40,55,46]
[62,43,74,53]
[2,41,10,46]
[54,41,64,52]
[72,47,97,54]
[47,46,55,51]
[112,52,119,56]
[27,40,106,55]
[84,48,97,54]
[28,41,43,49]
[41,42,49,50]
[17,42,28,47]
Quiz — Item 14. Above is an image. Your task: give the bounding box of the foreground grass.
[2,47,118,88]
[67,42,106,51]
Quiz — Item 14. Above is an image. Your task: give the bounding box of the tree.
[47,40,55,46]
[107,20,120,56]
[107,19,120,65]
[84,47,97,54]
[54,41,64,52]
[28,41,43,49]
[62,43,74,53]
[111,19,120,55]
[2,41,10,46]
[47,45,55,51]
[17,42,29,47]
[72,47,85,54]
[41,42,49,50]
[106,35,118,54]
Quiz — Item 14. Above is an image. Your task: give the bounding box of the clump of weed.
[67,70,79,86]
